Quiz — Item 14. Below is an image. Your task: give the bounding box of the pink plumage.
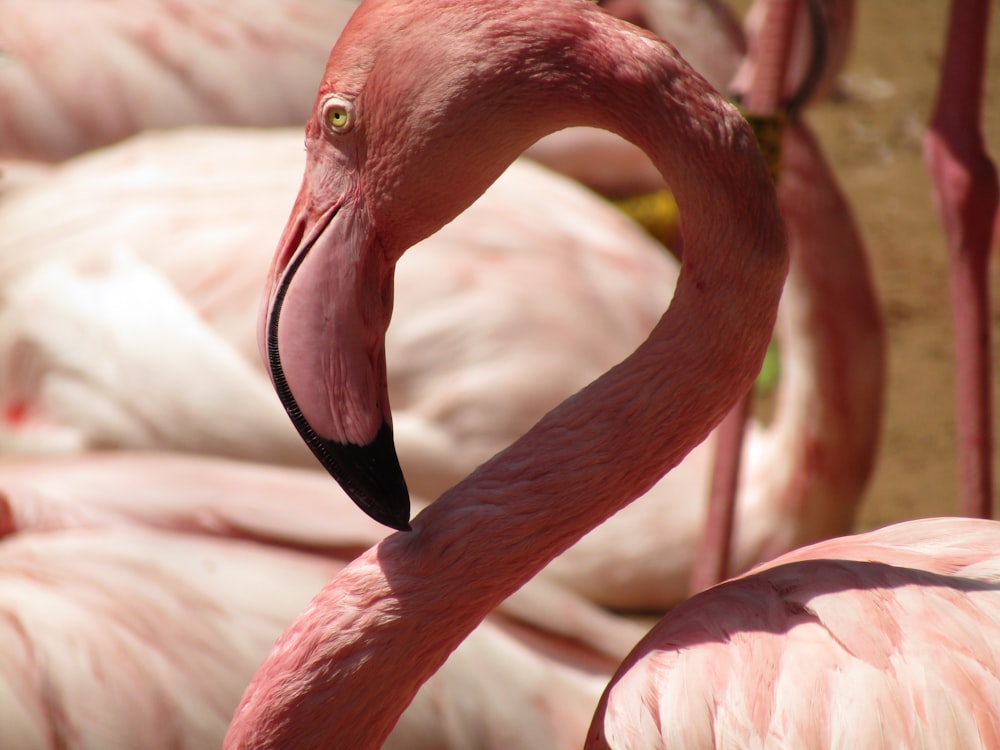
[0,115,882,608]
[0,0,359,160]
[0,452,645,749]
[589,517,1000,748]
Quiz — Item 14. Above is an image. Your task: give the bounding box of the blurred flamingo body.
[1,0,744,178]
[0,0,360,161]
[0,452,385,548]
[0,134,675,492]
[226,0,786,746]
[0,451,644,749]
[0,252,309,464]
[0,525,344,750]
[0,111,882,607]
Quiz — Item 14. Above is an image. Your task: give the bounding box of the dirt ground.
[785,3,1000,530]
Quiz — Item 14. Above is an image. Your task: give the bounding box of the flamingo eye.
[321,96,354,134]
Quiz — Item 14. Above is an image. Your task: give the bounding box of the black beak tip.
[311,422,412,532]
[357,495,412,533]
[359,481,412,533]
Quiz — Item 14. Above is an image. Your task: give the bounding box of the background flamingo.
[0,135,674,489]
[0,0,882,607]
[0,451,646,749]
[1,524,344,749]
[0,250,309,464]
[0,109,882,607]
[0,0,742,177]
[0,0,358,161]
[226,0,786,745]
[689,0,843,589]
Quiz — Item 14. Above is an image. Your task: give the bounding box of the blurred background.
[770,0,1000,529]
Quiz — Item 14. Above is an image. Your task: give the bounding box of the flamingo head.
[259,0,592,529]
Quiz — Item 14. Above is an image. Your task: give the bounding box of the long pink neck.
[225,10,787,749]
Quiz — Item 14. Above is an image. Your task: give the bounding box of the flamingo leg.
[923,0,998,519]
[690,0,803,592]
[690,396,752,589]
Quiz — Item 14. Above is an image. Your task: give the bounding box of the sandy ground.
[789,2,1000,529]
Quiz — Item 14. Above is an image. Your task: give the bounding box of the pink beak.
[260,186,411,531]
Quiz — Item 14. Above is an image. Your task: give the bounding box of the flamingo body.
[0,0,360,160]
[0,130,672,486]
[1,0,747,186]
[0,452,644,749]
[589,517,1000,749]
[0,526,344,750]
[0,121,881,609]
[0,252,307,464]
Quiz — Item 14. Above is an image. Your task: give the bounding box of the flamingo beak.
[260,194,411,531]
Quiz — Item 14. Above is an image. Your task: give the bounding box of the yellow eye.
[322,96,354,134]
[327,106,348,129]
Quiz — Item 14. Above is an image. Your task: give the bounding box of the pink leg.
[923,0,998,519]
[690,0,802,592]
[690,396,752,590]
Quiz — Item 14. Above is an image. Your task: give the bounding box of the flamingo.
[0,451,645,749]
[0,451,385,547]
[224,0,786,747]
[690,0,828,590]
[0,521,347,749]
[690,0,861,589]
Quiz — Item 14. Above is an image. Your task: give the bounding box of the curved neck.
[226,7,787,749]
